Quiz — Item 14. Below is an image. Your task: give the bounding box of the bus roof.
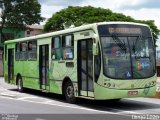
[5,21,149,44]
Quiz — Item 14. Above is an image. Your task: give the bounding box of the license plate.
[128,91,138,96]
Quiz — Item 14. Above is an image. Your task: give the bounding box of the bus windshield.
[98,25,156,79]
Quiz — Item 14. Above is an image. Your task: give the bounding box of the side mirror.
[93,43,98,55]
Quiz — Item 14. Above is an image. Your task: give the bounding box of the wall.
[26,29,43,37]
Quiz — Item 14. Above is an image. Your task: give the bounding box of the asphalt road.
[0,77,160,120]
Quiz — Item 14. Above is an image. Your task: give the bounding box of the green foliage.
[0,0,43,42]
[44,6,159,43]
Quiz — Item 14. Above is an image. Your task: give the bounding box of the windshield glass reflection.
[101,36,155,79]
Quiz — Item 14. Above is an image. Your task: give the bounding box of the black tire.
[17,77,24,92]
[64,81,76,103]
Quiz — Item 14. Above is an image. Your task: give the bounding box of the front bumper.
[94,83,156,100]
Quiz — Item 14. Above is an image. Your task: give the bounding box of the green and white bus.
[3,22,156,103]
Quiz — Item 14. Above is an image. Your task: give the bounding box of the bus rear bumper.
[94,83,156,100]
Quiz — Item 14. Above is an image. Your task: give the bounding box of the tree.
[44,6,160,44]
[0,0,43,43]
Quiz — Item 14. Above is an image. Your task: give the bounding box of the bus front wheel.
[17,77,23,92]
[64,81,76,103]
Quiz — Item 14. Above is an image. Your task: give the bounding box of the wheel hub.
[67,86,73,98]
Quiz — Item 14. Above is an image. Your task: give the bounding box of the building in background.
[0,25,44,46]
[25,25,44,37]
[0,25,44,76]
[0,27,25,76]
[0,27,25,48]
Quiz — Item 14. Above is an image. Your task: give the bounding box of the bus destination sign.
[108,27,142,34]
[98,24,152,37]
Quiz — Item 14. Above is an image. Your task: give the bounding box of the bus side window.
[15,43,20,60]
[28,41,32,51]
[22,42,27,52]
[20,42,27,60]
[51,36,61,60]
[62,34,74,60]
[28,41,37,60]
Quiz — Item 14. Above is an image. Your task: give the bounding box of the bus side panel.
[48,57,65,94]
[49,59,78,94]
[13,40,40,90]
[4,44,8,83]
[49,36,78,95]
[22,61,40,90]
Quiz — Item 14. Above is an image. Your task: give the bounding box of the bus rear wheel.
[17,77,23,92]
[64,81,76,103]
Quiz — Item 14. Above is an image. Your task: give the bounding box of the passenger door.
[77,39,94,97]
[39,44,49,90]
[8,49,14,83]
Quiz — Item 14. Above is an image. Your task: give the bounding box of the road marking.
[109,108,140,114]
[17,96,38,100]
[21,99,117,114]
[80,104,141,114]
[0,82,141,115]
[0,88,142,115]
[36,119,46,120]
[44,100,54,103]
[0,95,139,116]
[1,92,17,98]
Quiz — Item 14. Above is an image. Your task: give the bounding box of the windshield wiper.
[112,35,127,53]
[132,35,142,54]
[132,35,151,59]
